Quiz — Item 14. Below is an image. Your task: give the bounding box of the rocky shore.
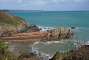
[0,12,75,60]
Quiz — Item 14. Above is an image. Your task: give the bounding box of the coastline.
[0,11,89,60]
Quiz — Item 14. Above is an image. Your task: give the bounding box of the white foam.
[37,25,55,32]
[85,41,89,45]
[46,41,64,44]
[33,41,40,45]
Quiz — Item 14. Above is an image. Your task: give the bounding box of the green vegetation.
[0,40,41,60]
[0,41,17,60]
[0,12,25,27]
[0,42,8,49]
[0,12,28,33]
[0,12,29,37]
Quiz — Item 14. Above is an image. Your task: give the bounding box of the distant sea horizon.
[6,10,89,27]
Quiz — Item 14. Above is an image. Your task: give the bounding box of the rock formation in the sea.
[50,45,89,60]
[27,24,41,32]
[48,27,74,40]
[0,12,28,37]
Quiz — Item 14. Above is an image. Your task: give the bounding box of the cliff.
[0,12,28,37]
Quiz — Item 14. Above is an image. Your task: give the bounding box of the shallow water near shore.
[32,40,77,56]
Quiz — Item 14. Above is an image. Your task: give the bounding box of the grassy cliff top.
[0,12,28,32]
[0,12,26,27]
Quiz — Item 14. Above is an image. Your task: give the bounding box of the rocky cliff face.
[0,12,28,36]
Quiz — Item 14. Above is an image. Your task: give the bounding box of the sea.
[9,11,89,56]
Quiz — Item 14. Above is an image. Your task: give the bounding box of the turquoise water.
[10,11,89,55]
[12,11,89,27]
[11,11,89,41]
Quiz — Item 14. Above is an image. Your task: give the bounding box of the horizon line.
[0,9,89,12]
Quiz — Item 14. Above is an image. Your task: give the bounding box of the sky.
[0,0,89,11]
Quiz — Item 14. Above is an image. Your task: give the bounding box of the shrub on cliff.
[0,41,17,60]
